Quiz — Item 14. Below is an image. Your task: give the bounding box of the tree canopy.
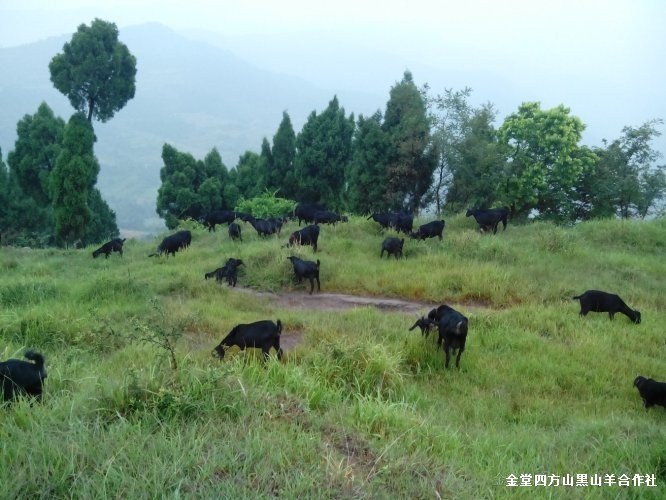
[294,96,354,208]
[8,103,65,207]
[382,71,438,212]
[50,113,101,244]
[156,145,231,229]
[498,102,597,221]
[345,111,391,213]
[49,18,137,123]
[148,72,664,229]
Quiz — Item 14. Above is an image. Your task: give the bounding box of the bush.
[236,190,296,219]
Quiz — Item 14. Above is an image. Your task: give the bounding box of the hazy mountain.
[0,23,383,233]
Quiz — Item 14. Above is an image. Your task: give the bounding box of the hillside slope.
[0,216,664,497]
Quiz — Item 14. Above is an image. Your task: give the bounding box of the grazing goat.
[149,230,192,258]
[294,203,326,226]
[92,237,126,258]
[248,217,280,237]
[466,207,509,234]
[212,319,283,361]
[368,212,397,231]
[228,222,242,242]
[633,376,666,410]
[314,210,346,226]
[1,351,47,402]
[368,212,412,234]
[429,305,469,369]
[411,220,445,241]
[235,212,255,223]
[205,258,244,287]
[267,217,287,235]
[288,224,320,252]
[409,316,435,338]
[572,290,641,324]
[393,213,414,235]
[201,210,237,232]
[380,237,404,259]
[287,256,321,294]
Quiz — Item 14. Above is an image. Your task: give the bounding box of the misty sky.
[2,0,665,155]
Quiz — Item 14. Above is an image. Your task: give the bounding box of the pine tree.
[345,112,391,213]
[382,72,437,212]
[50,113,99,245]
[294,96,354,208]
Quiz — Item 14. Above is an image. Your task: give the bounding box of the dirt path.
[233,287,490,314]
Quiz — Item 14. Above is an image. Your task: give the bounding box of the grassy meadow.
[0,214,665,498]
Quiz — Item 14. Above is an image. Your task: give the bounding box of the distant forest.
[1,19,664,246]
[155,72,665,229]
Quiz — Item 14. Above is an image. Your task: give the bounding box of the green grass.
[0,215,665,498]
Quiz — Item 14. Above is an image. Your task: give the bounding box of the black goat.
[572,290,641,324]
[409,316,435,338]
[429,305,469,369]
[267,217,287,235]
[380,237,404,259]
[393,213,413,235]
[466,207,509,234]
[411,220,445,241]
[634,376,666,410]
[294,203,326,226]
[288,224,320,252]
[149,230,192,258]
[201,210,237,232]
[314,210,346,225]
[212,319,283,361]
[287,256,321,294]
[92,237,126,258]
[248,217,280,237]
[228,222,242,242]
[368,212,397,231]
[235,212,255,223]
[1,351,47,402]
[205,258,244,287]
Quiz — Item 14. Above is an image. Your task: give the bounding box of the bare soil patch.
[234,287,490,314]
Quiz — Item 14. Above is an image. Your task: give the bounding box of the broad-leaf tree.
[430,88,504,213]
[382,71,438,213]
[602,120,664,218]
[498,102,596,221]
[49,18,137,123]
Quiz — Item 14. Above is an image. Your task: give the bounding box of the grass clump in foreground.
[0,216,665,498]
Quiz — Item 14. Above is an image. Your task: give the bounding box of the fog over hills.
[1,21,664,233]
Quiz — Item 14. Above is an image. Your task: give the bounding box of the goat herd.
[2,204,664,413]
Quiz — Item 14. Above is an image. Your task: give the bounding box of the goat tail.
[572,295,582,300]
[24,350,45,369]
[316,259,320,268]
[276,319,282,335]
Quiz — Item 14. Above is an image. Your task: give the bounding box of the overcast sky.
[2,0,665,155]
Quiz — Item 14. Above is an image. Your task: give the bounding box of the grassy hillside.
[1,215,665,498]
